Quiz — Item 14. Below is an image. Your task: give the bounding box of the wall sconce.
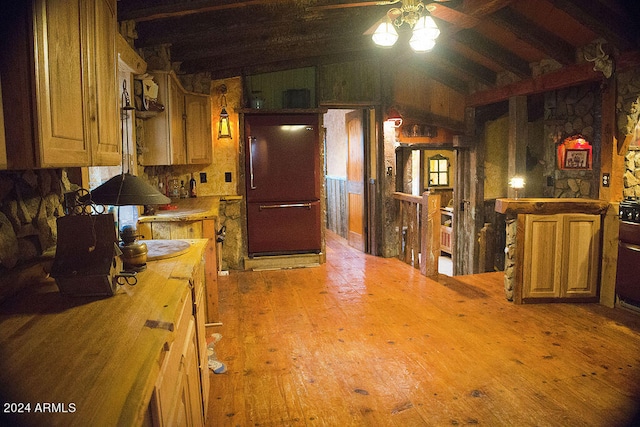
[218,84,232,139]
[386,107,403,128]
[509,176,525,199]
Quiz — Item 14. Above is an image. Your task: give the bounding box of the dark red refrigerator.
[245,114,321,256]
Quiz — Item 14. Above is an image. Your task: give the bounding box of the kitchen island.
[496,198,609,304]
[0,240,210,426]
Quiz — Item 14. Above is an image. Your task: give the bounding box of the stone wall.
[620,68,640,198]
[216,198,243,270]
[0,170,75,271]
[543,83,600,198]
[624,150,640,198]
[503,217,516,301]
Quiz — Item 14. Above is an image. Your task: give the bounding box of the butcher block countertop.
[139,196,223,222]
[0,240,207,426]
[495,198,610,215]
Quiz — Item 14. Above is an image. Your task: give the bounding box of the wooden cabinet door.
[523,213,601,301]
[562,214,600,298]
[183,319,205,426]
[523,215,562,299]
[85,0,120,166]
[169,75,187,165]
[33,0,89,167]
[185,93,212,164]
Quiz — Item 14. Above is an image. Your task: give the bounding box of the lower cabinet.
[522,213,601,301]
[138,218,219,322]
[146,256,212,427]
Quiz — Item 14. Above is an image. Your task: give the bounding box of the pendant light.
[88,80,170,207]
[86,79,171,272]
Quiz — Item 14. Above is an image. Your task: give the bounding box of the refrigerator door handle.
[259,203,312,211]
[248,136,256,190]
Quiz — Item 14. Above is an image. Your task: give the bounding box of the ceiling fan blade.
[308,1,396,11]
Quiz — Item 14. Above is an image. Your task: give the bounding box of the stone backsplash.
[0,169,76,271]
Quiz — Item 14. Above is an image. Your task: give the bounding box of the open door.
[346,110,365,251]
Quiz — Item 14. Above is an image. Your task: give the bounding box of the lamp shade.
[88,173,171,206]
[410,16,439,52]
[372,21,399,47]
[218,107,232,138]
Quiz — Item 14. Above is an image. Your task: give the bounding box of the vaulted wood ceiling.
[119,0,640,94]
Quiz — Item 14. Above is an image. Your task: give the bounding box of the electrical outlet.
[602,173,610,187]
[225,172,232,183]
[199,172,207,183]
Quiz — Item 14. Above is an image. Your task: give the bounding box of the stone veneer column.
[503,216,517,301]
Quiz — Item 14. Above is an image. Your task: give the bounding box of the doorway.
[324,108,371,253]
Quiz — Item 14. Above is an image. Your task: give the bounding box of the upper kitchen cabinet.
[0,0,118,169]
[84,0,120,166]
[139,71,212,166]
[185,93,212,164]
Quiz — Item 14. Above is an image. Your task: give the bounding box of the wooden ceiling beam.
[118,0,292,23]
[466,60,600,107]
[430,45,497,86]
[179,35,376,76]
[203,50,380,80]
[550,0,640,51]
[133,6,382,48]
[453,29,531,78]
[489,7,576,65]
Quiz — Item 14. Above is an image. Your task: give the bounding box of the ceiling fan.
[307,0,475,31]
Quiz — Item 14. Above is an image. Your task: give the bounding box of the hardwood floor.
[207,231,640,426]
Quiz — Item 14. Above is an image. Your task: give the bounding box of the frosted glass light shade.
[410,16,439,52]
[409,33,437,52]
[414,16,440,39]
[372,21,399,47]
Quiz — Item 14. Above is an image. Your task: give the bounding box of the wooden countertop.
[139,196,220,223]
[495,198,610,215]
[0,240,207,426]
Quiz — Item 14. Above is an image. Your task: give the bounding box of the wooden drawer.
[149,288,193,425]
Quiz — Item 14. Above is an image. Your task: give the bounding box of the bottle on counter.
[189,174,197,198]
[169,177,180,198]
[179,180,188,198]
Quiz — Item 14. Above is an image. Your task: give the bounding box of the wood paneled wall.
[326,176,347,238]
[392,67,466,123]
[318,60,381,104]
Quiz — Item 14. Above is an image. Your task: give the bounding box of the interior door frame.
[323,106,375,254]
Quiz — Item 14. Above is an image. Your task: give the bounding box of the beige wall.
[484,115,509,200]
[324,109,351,178]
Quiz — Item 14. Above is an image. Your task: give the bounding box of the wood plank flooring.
[207,231,640,426]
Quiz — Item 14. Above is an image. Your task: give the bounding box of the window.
[428,154,449,187]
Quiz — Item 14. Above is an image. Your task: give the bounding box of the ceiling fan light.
[414,15,440,39]
[409,31,437,52]
[372,21,399,47]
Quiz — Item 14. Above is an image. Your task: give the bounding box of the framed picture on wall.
[564,149,590,169]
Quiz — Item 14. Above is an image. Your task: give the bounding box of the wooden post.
[599,76,623,307]
[421,192,441,277]
[508,95,527,198]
